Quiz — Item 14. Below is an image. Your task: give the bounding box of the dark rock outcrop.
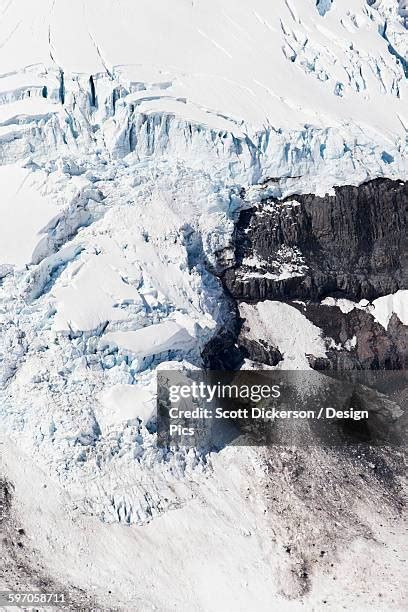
[223,178,408,302]
[296,302,408,370]
[209,178,408,372]
[237,335,283,367]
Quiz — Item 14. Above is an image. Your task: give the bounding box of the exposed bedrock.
[237,335,283,367]
[223,178,408,302]
[210,178,408,371]
[299,302,408,370]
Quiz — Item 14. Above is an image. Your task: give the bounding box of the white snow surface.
[0,165,59,267]
[0,1,406,136]
[322,290,408,329]
[4,437,407,611]
[0,1,406,190]
[102,320,196,362]
[240,301,327,369]
[241,245,308,282]
[97,383,155,433]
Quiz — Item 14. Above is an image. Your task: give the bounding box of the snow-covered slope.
[0,0,407,186]
[0,0,407,608]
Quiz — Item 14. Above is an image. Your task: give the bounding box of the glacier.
[0,0,407,609]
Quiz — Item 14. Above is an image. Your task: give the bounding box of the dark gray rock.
[223,178,408,302]
[297,303,408,370]
[237,335,283,367]
[207,179,408,372]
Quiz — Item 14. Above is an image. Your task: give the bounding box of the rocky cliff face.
[296,302,408,370]
[216,179,408,371]
[224,179,408,303]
